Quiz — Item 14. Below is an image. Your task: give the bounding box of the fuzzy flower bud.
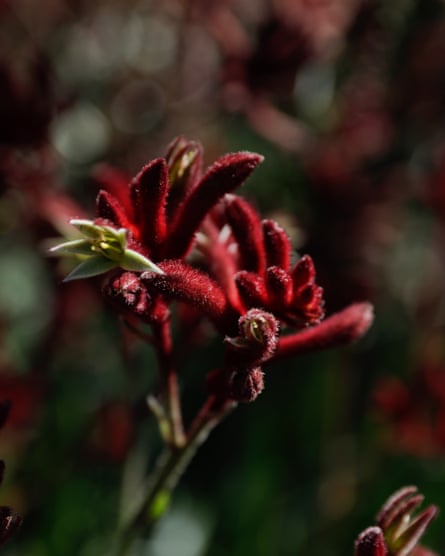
[102,271,171,324]
[166,137,202,194]
[103,272,150,314]
[355,527,388,556]
[225,309,279,368]
[229,368,265,403]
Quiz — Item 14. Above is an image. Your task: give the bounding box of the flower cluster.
[52,137,373,404]
[355,486,438,556]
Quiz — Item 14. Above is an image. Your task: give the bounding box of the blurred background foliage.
[1,0,445,554]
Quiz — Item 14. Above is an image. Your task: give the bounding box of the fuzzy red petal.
[235,271,268,310]
[225,194,266,273]
[141,260,232,330]
[130,158,169,256]
[275,302,374,359]
[265,266,293,308]
[92,164,133,218]
[262,219,292,271]
[96,190,135,233]
[292,254,316,291]
[166,152,264,258]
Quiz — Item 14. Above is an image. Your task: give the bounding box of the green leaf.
[63,256,116,282]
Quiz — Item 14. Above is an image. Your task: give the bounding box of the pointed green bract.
[121,249,164,273]
[50,218,164,280]
[63,256,117,282]
[49,239,93,257]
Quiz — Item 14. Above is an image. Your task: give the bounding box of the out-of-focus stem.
[152,319,185,447]
[116,396,234,555]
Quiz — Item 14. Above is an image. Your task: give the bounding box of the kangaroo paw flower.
[276,302,374,359]
[355,486,438,556]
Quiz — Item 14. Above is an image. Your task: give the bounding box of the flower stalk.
[116,396,234,554]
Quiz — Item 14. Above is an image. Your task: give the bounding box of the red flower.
[355,487,438,556]
[54,137,374,403]
[95,138,263,262]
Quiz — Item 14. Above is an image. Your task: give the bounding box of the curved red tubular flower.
[224,195,265,274]
[130,158,169,254]
[92,140,375,363]
[262,219,292,270]
[276,302,374,359]
[212,194,326,327]
[141,260,233,331]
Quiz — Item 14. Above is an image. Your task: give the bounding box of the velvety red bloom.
[141,260,232,331]
[215,194,326,327]
[57,137,374,403]
[95,140,263,262]
[276,302,374,359]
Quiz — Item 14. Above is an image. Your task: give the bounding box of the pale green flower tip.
[121,249,165,274]
[49,238,92,256]
[69,218,100,238]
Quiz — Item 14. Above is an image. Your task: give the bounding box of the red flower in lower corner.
[355,486,438,556]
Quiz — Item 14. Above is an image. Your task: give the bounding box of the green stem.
[116,397,235,555]
[152,319,185,447]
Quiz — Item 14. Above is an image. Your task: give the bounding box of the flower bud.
[235,271,267,309]
[375,486,438,556]
[265,265,293,307]
[0,507,22,547]
[292,254,316,291]
[355,527,387,556]
[262,219,292,271]
[225,309,279,368]
[229,368,264,403]
[166,137,202,196]
[103,271,152,318]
